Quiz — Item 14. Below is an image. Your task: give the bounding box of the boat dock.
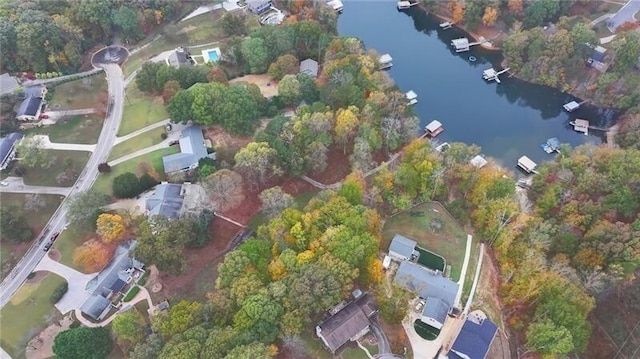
[541,137,560,153]
[517,156,538,174]
[406,90,418,105]
[439,21,453,29]
[482,67,510,83]
[425,120,444,138]
[451,37,488,52]
[563,100,588,112]
[569,119,610,136]
[397,1,418,9]
[379,54,393,69]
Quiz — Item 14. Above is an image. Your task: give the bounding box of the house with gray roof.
[247,0,272,14]
[395,261,459,329]
[388,234,418,261]
[166,47,194,68]
[81,240,145,321]
[0,132,24,170]
[299,58,319,78]
[146,182,185,219]
[16,85,46,121]
[162,126,214,173]
[316,293,378,354]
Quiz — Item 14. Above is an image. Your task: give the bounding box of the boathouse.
[571,119,589,134]
[397,1,417,9]
[406,90,418,105]
[563,101,580,112]
[425,120,444,138]
[517,156,537,173]
[541,137,560,153]
[470,155,488,169]
[451,38,470,52]
[379,54,393,69]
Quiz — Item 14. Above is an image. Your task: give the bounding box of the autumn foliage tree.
[268,54,299,81]
[449,0,464,24]
[96,213,126,243]
[73,240,112,272]
[162,80,181,104]
[482,7,498,26]
[207,66,228,84]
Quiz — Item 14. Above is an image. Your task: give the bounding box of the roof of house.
[80,295,111,320]
[24,85,45,98]
[0,132,24,163]
[162,126,210,173]
[394,261,459,306]
[426,120,443,132]
[389,234,417,258]
[16,96,43,117]
[470,155,488,169]
[167,48,193,68]
[422,297,450,324]
[146,183,184,219]
[300,58,319,78]
[517,156,536,170]
[592,48,606,63]
[317,293,377,352]
[449,315,498,359]
[379,54,393,63]
[451,38,469,47]
[85,240,143,297]
[157,300,170,311]
[109,278,127,292]
[247,0,271,8]
[0,73,19,93]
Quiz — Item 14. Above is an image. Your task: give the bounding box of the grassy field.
[53,226,92,272]
[20,150,90,187]
[300,331,333,359]
[0,273,66,358]
[93,147,178,195]
[49,75,108,111]
[109,127,167,161]
[382,202,468,282]
[118,83,168,136]
[28,115,104,144]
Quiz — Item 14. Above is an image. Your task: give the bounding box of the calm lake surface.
[337,1,618,168]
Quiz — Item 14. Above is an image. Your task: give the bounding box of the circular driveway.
[92,46,129,67]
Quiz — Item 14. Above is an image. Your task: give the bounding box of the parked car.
[39,114,49,119]
[43,241,53,251]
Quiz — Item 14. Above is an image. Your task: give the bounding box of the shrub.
[138,173,158,193]
[112,172,140,198]
[138,272,149,286]
[27,272,36,279]
[98,162,111,173]
[161,133,168,140]
[69,321,81,329]
[50,282,69,304]
[123,286,140,302]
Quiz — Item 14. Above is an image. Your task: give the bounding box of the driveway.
[607,0,640,31]
[108,122,186,166]
[402,310,443,359]
[35,255,95,315]
[32,135,96,152]
[114,119,171,145]
[0,177,71,196]
[370,316,391,354]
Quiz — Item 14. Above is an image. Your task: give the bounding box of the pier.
[517,156,538,174]
[451,37,489,52]
[570,119,611,136]
[482,67,510,83]
[439,21,453,29]
[397,1,418,10]
[379,53,393,69]
[563,100,588,112]
[406,90,418,105]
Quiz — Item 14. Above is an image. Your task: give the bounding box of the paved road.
[0,52,126,309]
[0,177,71,196]
[607,0,640,31]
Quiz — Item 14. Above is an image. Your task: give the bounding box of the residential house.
[448,310,498,359]
[394,261,459,329]
[162,126,215,173]
[16,85,47,121]
[316,292,378,354]
[166,47,194,69]
[81,240,145,321]
[299,58,319,78]
[388,234,417,261]
[247,0,272,14]
[146,182,185,219]
[0,132,24,170]
[589,46,609,73]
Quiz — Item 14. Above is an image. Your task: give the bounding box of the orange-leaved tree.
[96,213,125,243]
[73,240,112,272]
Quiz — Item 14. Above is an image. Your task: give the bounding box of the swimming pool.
[202,47,221,63]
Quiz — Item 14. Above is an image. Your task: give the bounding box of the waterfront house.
[394,261,459,329]
[162,126,215,174]
[246,0,272,14]
[0,132,24,170]
[448,310,498,359]
[166,47,194,68]
[316,292,378,354]
[16,85,46,121]
[388,234,418,261]
[299,58,319,78]
[425,120,444,137]
[517,156,537,173]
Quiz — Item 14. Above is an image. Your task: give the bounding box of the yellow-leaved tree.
[73,240,112,273]
[96,213,125,243]
[482,7,499,26]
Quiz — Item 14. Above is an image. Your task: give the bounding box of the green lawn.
[53,225,92,272]
[118,83,168,136]
[461,241,480,305]
[109,127,167,161]
[28,115,104,144]
[19,150,90,187]
[0,273,66,358]
[300,331,333,359]
[93,147,178,196]
[341,347,371,359]
[49,74,108,111]
[382,202,468,282]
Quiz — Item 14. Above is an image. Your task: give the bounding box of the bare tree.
[202,169,245,211]
[15,136,49,168]
[24,193,45,212]
[259,186,294,218]
[280,336,310,359]
[350,137,374,172]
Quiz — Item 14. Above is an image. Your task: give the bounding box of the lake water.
[337,1,618,168]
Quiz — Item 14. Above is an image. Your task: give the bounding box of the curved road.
[0,62,125,308]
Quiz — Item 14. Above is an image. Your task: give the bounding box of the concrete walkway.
[74,286,153,328]
[600,34,618,44]
[181,3,223,22]
[108,140,171,166]
[590,13,613,27]
[0,177,71,196]
[454,234,473,307]
[463,243,485,315]
[35,255,95,315]
[114,119,170,145]
[32,135,96,152]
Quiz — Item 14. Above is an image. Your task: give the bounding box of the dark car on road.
[43,232,60,251]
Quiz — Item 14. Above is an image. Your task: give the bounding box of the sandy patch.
[25,316,73,359]
[230,74,279,98]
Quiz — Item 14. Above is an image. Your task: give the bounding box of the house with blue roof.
[16,85,46,121]
[448,310,498,359]
[162,126,215,174]
[0,132,24,170]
